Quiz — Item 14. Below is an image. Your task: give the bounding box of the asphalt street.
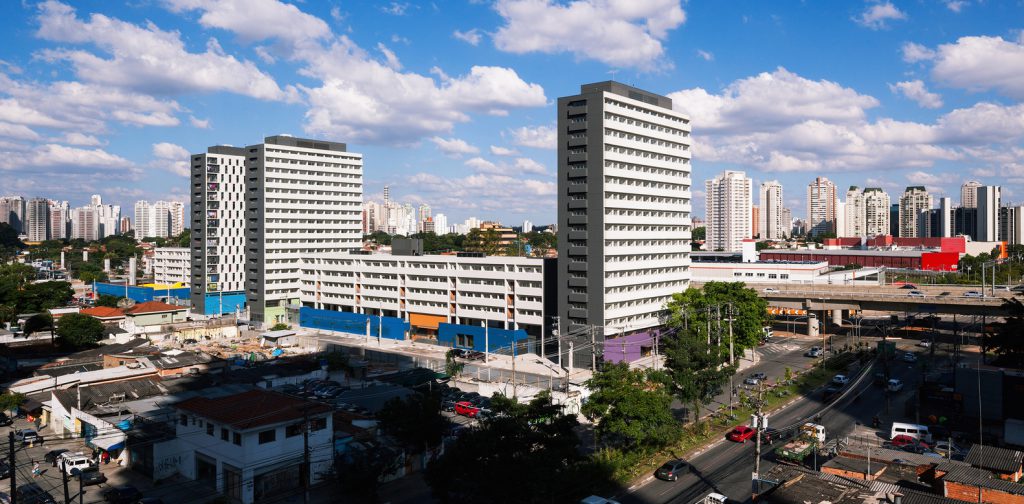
[623,344,924,504]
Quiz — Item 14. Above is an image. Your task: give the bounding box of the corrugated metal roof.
[942,465,1024,495]
[965,444,1024,473]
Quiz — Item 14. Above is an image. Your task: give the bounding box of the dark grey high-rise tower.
[557,82,692,368]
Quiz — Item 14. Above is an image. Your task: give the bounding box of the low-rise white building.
[299,251,554,340]
[152,247,190,285]
[691,260,830,284]
[174,389,334,504]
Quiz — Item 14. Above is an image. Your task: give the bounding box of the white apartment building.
[299,251,551,338]
[190,146,247,315]
[71,206,98,241]
[434,213,448,236]
[557,81,691,349]
[174,390,334,504]
[961,180,981,209]
[169,201,186,237]
[977,185,1001,242]
[807,177,837,237]
[49,201,68,240]
[844,187,865,238]
[25,198,49,241]
[706,170,752,252]
[759,180,784,240]
[134,201,151,239]
[0,196,26,233]
[899,186,932,238]
[863,188,891,237]
[245,136,363,324]
[152,247,190,285]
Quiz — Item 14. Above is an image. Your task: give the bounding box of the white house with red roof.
[174,389,334,504]
[120,301,188,334]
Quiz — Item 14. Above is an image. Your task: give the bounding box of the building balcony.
[567,121,587,132]
[567,153,587,164]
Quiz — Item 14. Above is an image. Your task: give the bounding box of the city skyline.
[1,2,1022,224]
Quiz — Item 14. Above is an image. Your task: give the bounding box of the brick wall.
[944,481,1024,504]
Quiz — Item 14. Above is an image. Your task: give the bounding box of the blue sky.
[1,0,1022,227]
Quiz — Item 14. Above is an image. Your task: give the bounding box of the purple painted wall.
[603,331,659,364]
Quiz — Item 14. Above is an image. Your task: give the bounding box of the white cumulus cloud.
[509,125,556,149]
[853,1,907,30]
[453,29,482,46]
[492,0,686,70]
[490,145,518,156]
[430,137,479,157]
[889,80,943,109]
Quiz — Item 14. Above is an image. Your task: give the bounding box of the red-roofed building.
[173,389,334,503]
[80,306,126,322]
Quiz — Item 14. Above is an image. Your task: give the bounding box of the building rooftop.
[964,444,1024,473]
[125,301,187,315]
[175,389,332,430]
[53,377,167,414]
[761,249,927,258]
[80,306,125,319]
[940,464,1024,495]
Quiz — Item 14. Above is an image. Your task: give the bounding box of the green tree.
[56,313,105,348]
[582,363,678,450]
[0,223,25,260]
[525,231,557,257]
[323,352,350,372]
[270,322,290,331]
[16,281,73,313]
[426,392,610,503]
[664,282,769,353]
[176,229,191,248]
[691,226,706,241]
[364,231,392,246]
[23,313,53,336]
[444,349,465,378]
[661,333,736,422]
[377,391,448,452]
[95,295,123,308]
[336,447,400,503]
[0,392,26,413]
[991,298,1024,368]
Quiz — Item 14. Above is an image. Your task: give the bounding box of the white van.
[61,455,93,475]
[890,422,932,443]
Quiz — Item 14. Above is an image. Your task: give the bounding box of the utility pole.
[303,408,311,504]
[590,326,596,371]
[752,384,765,498]
[78,470,83,504]
[728,303,735,366]
[9,432,15,504]
[63,468,70,504]
[716,304,722,348]
[512,342,517,398]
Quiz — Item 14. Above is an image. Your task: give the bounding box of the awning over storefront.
[89,431,126,451]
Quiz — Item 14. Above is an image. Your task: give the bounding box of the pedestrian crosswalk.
[758,343,801,355]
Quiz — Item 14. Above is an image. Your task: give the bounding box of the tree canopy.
[425,392,610,503]
[0,264,73,318]
[661,334,736,422]
[664,282,769,353]
[582,363,678,450]
[377,391,448,451]
[991,297,1024,368]
[56,313,104,348]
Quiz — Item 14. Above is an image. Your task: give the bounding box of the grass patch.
[601,352,873,485]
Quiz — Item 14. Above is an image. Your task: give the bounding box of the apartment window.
[233,432,242,446]
[207,423,215,436]
[179,414,188,426]
[286,423,303,438]
[310,417,327,431]
[221,428,229,441]
[258,429,276,444]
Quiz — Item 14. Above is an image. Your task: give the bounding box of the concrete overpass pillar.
[833,309,843,326]
[807,314,819,339]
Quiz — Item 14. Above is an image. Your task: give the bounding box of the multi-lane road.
[622,341,922,504]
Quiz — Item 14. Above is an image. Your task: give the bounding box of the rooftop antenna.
[608,69,619,82]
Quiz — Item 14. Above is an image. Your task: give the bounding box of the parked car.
[918,340,932,348]
[0,462,10,479]
[900,443,935,455]
[805,347,824,358]
[763,288,780,294]
[751,372,767,381]
[15,484,56,504]
[933,441,965,458]
[902,352,917,363]
[55,452,84,471]
[61,455,94,476]
[580,496,621,504]
[908,290,926,298]
[101,485,143,504]
[832,374,850,386]
[890,434,928,449]
[900,284,919,290]
[44,449,70,467]
[16,430,41,446]
[454,401,481,418]
[79,468,107,486]
[654,459,690,481]
[727,425,757,443]
[963,291,984,298]
[743,376,760,386]
[0,413,10,427]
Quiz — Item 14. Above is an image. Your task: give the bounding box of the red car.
[454,401,480,418]
[890,435,928,448]
[727,425,757,443]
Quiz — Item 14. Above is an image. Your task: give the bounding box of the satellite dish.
[117,298,136,309]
